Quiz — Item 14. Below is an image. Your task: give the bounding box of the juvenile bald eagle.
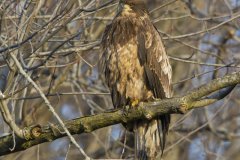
[101,0,172,159]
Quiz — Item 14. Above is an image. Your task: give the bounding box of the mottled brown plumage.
[101,0,172,159]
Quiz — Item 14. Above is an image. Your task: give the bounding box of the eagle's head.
[119,0,148,15]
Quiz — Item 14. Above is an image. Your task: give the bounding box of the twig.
[0,92,24,138]
[161,13,240,39]
[12,92,110,100]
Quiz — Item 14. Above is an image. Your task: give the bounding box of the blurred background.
[0,0,240,159]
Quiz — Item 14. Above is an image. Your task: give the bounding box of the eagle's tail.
[135,115,170,160]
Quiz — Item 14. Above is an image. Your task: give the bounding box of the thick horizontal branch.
[0,72,240,156]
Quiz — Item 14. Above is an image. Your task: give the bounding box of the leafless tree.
[0,0,240,159]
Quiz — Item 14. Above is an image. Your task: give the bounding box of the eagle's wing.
[100,22,128,108]
[137,26,172,99]
[137,23,172,155]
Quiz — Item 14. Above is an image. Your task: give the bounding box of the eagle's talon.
[131,99,140,107]
[122,105,130,117]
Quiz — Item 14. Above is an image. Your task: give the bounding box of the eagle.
[101,0,172,159]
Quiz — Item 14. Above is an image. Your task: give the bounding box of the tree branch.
[0,71,239,156]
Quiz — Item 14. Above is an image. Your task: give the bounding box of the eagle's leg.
[122,99,140,117]
[121,99,140,132]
